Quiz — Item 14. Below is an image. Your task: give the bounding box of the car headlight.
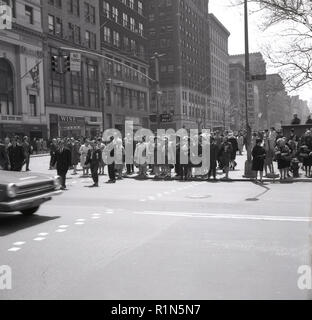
[53,176,61,190]
[7,184,17,198]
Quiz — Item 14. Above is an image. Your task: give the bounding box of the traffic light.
[64,55,70,72]
[51,55,58,72]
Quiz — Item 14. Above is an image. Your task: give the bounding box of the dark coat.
[210,143,219,166]
[85,149,102,167]
[0,144,10,170]
[8,145,25,171]
[52,148,72,172]
[252,145,266,171]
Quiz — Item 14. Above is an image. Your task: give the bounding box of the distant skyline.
[209,0,312,108]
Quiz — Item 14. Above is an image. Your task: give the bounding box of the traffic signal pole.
[243,0,254,178]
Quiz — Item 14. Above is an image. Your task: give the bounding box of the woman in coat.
[274,138,291,180]
[218,137,233,180]
[79,139,91,176]
[252,138,266,183]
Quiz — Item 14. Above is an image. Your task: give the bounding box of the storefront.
[0,121,47,140]
[48,114,102,138]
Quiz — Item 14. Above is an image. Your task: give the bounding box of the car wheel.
[20,207,40,216]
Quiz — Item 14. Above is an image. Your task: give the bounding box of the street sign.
[70,52,81,72]
[251,74,266,81]
[160,114,172,123]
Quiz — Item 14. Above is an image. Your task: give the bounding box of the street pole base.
[243,160,256,179]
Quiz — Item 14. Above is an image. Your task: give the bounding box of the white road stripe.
[58,225,69,229]
[33,237,46,241]
[38,233,49,236]
[13,241,26,246]
[75,222,85,225]
[8,247,21,252]
[55,229,66,233]
[133,211,312,222]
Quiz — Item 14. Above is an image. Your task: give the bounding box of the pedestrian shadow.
[0,214,60,237]
[245,181,271,201]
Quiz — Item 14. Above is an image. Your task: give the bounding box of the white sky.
[209,0,312,107]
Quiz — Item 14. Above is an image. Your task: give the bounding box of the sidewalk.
[125,152,312,183]
[30,151,311,183]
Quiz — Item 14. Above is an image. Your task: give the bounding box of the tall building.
[0,0,46,139]
[42,0,103,138]
[208,13,230,130]
[290,95,310,124]
[99,0,150,134]
[146,0,211,131]
[229,52,267,129]
[265,74,291,129]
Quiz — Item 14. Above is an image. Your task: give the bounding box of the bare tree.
[232,0,312,91]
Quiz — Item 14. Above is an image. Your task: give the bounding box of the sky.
[209,0,312,108]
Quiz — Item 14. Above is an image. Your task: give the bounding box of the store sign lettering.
[59,116,77,123]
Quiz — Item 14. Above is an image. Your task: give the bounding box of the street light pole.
[243,0,254,177]
[151,52,165,130]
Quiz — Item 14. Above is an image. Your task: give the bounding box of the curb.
[122,176,311,183]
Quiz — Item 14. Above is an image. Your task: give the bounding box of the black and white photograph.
[0,0,312,304]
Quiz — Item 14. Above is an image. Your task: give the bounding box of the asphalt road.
[0,155,311,300]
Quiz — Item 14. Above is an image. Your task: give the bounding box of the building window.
[55,17,63,37]
[103,26,111,43]
[68,23,74,42]
[25,5,34,24]
[138,1,143,14]
[85,3,95,24]
[48,15,55,34]
[123,13,128,28]
[130,40,136,54]
[130,17,135,32]
[49,49,66,104]
[113,31,120,47]
[138,23,143,36]
[29,95,37,116]
[75,25,81,44]
[123,36,129,51]
[0,58,14,115]
[68,0,80,16]
[85,30,90,47]
[71,71,83,106]
[86,60,99,109]
[103,1,110,18]
[112,7,118,23]
[129,0,134,9]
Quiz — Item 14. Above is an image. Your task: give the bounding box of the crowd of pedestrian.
[1,121,311,189]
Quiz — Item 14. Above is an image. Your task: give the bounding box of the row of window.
[103,27,145,58]
[48,15,97,49]
[102,1,144,36]
[104,57,147,85]
[106,86,147,111]
[49,49,99,108]
[49,0,96,24]
[119,0,143,15]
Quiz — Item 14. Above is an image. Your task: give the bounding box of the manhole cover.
[187,195,211,199]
